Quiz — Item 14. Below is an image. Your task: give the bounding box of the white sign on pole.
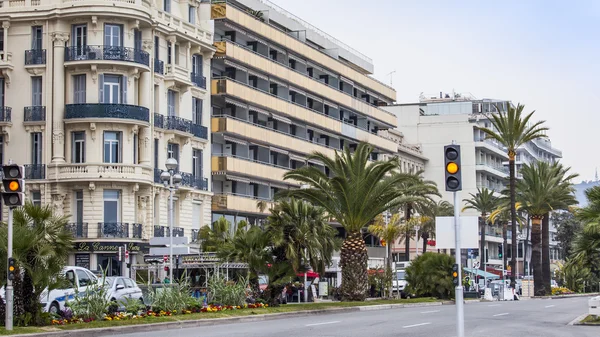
[150,237,189,246]
[435,216,479,249]
[149,247,190,255]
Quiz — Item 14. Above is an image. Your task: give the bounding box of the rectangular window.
[0,78,3,106]
[75,190,84,224]
[72,25,87,58]
[154,36,159,60]
[167,90,176,116]
[192,97,202,124]
[101,74,125,104]
[103,190,120,223]
[31,132,42,165]
[167,143,179,170]
[164,0,171,12]
[73,74,86,103]
[72,131,85,163]
[31,76,42,106]
[154,138,159,168]
[192,54,202,76]
[133,133,138,164]
[32,191,41,207]
[192,202,201,229]
[167,42,172,64]
[192,149,202,178]
[104,24,122,47]
[134,29,142,51]
[0,29,4,52]
[174,44,180,65]
[103,131,121,163]
[31,26,43,50]
[188,6,196,24]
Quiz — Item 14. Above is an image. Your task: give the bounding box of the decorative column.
[139,126,151,166]
[168,36,176,70]
[2,22,8,56]
[51,32,69,163]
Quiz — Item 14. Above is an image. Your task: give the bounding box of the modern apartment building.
[385,93,563,274]
[0,0,214,276]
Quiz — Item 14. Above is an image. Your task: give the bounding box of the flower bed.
[551,287,574,295]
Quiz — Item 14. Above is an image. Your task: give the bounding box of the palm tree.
[420,200,453,253]
[0,202,73,325]
[199,216,234,252]
[572,187,600,286]
[282,143,416,301]
[368,213,403,297]
[489,198,524,279]
[463,188,499,271]
[480,103,548,288]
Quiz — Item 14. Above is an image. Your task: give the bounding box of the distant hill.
[574,180,600,207]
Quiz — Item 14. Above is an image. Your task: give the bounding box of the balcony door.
[192,54,202,76]
[0,78,4,106]
[31,26,42,51]
[102,75,121,104]
[72,25,87,59]
[104,24,122,47]
[192,97,202,125]
[31,132,42,165]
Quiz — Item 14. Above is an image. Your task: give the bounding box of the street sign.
[150,247,190,256]
[163,255,168,262]
[150,237,189,246]
[118,247,123,261]
[435,216,479,249]
[125,250,129,260]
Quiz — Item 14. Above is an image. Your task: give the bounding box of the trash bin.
[589,296,600,316]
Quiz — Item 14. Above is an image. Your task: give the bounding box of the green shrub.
[67,276,112,320]
[119,297,146,315]
[405,252,455,299]
[147,281,191,313]
[208,275,247,306]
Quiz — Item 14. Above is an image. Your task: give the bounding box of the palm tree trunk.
[339,230,369,301]
[421,232,428,253]
[531,217,544,295]
[509,155,517,288]
[524,215,530,278]
[542,213,551,294]
[387,243,393,298]
[503,221,508,280]
[479,216,486,272]
[404,203,412,261]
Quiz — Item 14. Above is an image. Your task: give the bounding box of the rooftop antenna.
[387,70,396,86]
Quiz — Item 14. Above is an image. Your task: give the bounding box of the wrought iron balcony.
[25,164,45,179]
[0,107,11,123]
[180,172,208,190]
[67,222,88,238]
[66,104,149,123]
[25,49,46,65]
[154,59,164,75]
[153,113,206,139]
[190,73,206,89]
[191,123,208,139]
[98,222,129,238]
[154,168,162,183]
[132,223,143,239]
[24,106,46,122]
[153,225,184,237]
[64,45,150,67]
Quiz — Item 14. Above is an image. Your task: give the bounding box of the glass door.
[72,25,87,59]
[98,254,120,276]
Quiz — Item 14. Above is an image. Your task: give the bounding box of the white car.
[40,266,98,314]
[392,270,408,297]
[104,277,144,307]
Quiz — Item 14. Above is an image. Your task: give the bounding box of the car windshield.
[104,277,116,287]
[397,271,406,280]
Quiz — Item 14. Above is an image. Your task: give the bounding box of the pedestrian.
[163,276,170,284]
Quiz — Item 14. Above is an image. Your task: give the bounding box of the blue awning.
[464,268,500,280]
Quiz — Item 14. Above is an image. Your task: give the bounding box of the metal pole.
[453,191,465,337]
[304,248,308,302]
[169,175,174,283]
[415,227,419,257]
[6,207,13,330]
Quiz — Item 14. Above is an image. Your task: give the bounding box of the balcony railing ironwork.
[25,164,45,179]
[25,49,46,65]
[153,113,207,139]
[154,59,164,74]
[0,107,12,122]
[153,225,184,237]
[132,223,143,239]
[24,106,46,122]
[190,73,206,89]
[67,222,88,238]
[65,45,150,66]
[66,104,149,122]
[154,168,207,190]
[98,222,130,238]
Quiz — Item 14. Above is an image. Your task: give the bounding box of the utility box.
[589,296,600,316]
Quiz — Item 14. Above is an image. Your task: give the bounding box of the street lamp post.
[160,157,182,283]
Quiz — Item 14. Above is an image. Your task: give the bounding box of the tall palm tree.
[199,216,238,252]
[282,143,416,301]
[368,213,403,297]
[573,186,600,280]
[480,103,548,287]
[463,188,499,271]
[489,198,524,279]
[420,200,453,253]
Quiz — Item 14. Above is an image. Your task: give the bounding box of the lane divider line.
[493,313,509,317]
[305,321,341,327]
[403,322,432,328]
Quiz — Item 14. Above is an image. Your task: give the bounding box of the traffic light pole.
[5,207,14,331]
[454,191,464,337]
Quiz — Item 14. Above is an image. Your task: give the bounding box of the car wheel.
[49,302,60,315]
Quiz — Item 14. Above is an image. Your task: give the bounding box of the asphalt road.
[116,297,598,337]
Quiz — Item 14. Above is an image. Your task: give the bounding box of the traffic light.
[7,257,15,281]
[1,164,25,207]
[444,145,462,192]
[485,248,489,263]
[452,264,459,286]
[498,244,503,259]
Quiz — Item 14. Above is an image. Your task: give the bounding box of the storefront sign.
[75,253,90,269]
[73,242,147,253]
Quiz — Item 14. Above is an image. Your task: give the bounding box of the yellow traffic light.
[8,266,14,272]
[446,162,459,174]
[452,271,458,278]
[8,181,19,191]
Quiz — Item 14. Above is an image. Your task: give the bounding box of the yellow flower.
[105,317,112,321]
[265,304,268,307]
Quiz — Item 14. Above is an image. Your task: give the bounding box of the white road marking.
[545,305,556,308]
[305,321,341,327]
[403,322,432,328]
[420,310,440,314]
[493,313,509,317]
[488,304,501,307]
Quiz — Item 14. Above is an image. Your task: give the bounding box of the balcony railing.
[25,164,45,179]
[154,59,164,74]
[67,222,88,238]
[24,106,46,122]
[132,223,143,239]
[153,113,207,139]
[190,73,206,89]
[65,45,150,67]
[153,225,184,237]
[98,222,129,238]
[153,168,207,190]
[25,49,46,65]
[192,229,199,243]
[66,104,149,122]
[0,107,11,123]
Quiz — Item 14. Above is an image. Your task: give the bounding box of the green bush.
[147,281,191,313]
[67,276,113,320]
[119,297,146,315]
[208,275,247,306]
[405,252,455,299]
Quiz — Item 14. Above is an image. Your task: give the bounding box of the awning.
[287,53,306,65]
[323,100,339,109]
[288,86,306,96]
[308,158,325,166]
[269,77,287,86]
[223,59,248,72]
[305,92,323,103]
[224,22,247,35]
[269,44,286,55]
[249,105,270,116]
[463,268,500,280]
[289,153,306,162]
[226,175,251,184]
[319,67,337,78]
[248,69,269,81]
[306,61,322,71]
[269,146,289,155]
[270,113,292,124]
[223,135,248,146]
[225,98,248,109]
[247,34,268,46]
[339,76,354,86]
[270,182,290,189]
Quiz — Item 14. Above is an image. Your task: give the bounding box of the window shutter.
[121,76,127,104]
[192,98,196,123]
[98,73,104,103]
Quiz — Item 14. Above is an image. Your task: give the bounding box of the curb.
[11,302,451,337]
[531,293,600,300]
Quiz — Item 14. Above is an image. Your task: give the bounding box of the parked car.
[104,276,144,308]
[40,266,98,314]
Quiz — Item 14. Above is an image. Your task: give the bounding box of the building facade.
[0,0,214,276]
[385,93,563,274]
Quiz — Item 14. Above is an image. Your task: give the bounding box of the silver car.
[104,277,144,307]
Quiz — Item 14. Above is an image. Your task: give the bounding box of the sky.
[270,0,600,182]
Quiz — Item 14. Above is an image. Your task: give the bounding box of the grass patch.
[0,298,439,335]
[581,315,600,324]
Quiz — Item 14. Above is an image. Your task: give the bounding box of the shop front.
[69,241,148,277]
